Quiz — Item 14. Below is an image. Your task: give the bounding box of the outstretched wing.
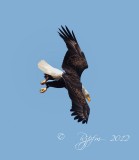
[58,26,88,77]
[62,73,90,124]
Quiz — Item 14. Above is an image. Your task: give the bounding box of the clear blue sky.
[0,0,138,159]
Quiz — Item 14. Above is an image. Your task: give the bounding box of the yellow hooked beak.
[86,95,91,102]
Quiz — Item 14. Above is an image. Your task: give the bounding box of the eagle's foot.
[40,87,47,93]
[40,79,47,85]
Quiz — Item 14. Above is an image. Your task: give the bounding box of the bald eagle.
[38,26,91,124]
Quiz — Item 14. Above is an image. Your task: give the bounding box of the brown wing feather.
[62,73,90,124]
[58,26,88,77]
[59,26,90,124]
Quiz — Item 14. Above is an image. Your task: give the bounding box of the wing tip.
[58,25,77,42]
[70,109,89,124]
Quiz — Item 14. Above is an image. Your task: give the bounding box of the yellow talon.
[40,87,47,93]
[40,79,46,85]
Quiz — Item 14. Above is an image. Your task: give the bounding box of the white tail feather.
[38,60,63,78]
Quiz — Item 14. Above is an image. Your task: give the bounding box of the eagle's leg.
[40,75,51,93]
[46,78,65,88]
[40,78,65,93]
[40,74,55,85]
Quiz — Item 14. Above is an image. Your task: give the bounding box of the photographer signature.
[57,132,130,150]
[75,132,105,150]
[75,132,130,150]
